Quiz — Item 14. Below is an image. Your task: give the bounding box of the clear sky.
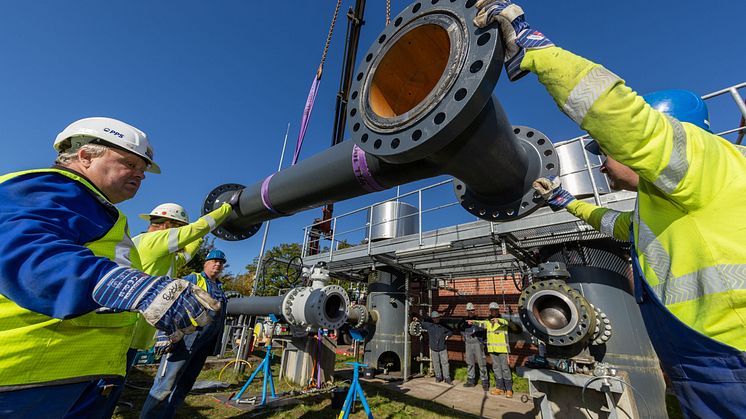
[1,1,744,275]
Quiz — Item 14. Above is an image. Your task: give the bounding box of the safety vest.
[133,203,232,277]
[474,319,509,354]
[0,168,142,388]
[526,46,746,351]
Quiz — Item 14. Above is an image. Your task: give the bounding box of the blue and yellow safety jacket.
[522,47,746,351]
[0,167,142,389]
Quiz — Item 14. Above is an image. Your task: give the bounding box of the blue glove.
[532,176,576,211]
[473,0,554,81]
[153,332,173,357]
[92,267,221,343]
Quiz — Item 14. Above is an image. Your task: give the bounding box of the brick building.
[410,276,538,368]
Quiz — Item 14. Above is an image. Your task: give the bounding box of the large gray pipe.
[204,2,559,240]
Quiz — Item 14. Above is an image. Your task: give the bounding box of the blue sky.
[1,1,744,275]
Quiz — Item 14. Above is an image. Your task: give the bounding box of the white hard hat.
[466,302,475,311]
[488,302,499,310]
[139,203,189,224]
[54,117,160,174]
[430,311,441,318]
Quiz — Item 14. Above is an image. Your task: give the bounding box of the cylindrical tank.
[364,268,407,377]
[554,137,611,198]
[540,240,667,419]
[367,201,418,242]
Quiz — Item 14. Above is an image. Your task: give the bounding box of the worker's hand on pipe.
[532,176,576,211]
[153,332,173,356]
[473,0,554,81]
[92,267,221,343]
[227,189,243,213]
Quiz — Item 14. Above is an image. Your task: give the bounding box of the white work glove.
[474,0,554,81]
[532,176,576,211]
[92,267,221,343]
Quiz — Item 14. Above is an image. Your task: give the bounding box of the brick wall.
[410,276,538,367]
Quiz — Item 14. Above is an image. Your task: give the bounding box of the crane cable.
[386,0,391,25]
[290,0,342,166]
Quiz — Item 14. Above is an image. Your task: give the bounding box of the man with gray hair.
[0,117,221,418]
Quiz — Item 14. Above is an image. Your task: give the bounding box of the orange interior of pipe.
[369,24,451,118]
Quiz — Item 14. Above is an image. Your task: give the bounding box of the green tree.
[242,242,303,296]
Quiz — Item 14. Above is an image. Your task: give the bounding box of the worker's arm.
[478,1,741,208]
[566,200,632,241]
[521,48,737,208]
[175,239,203,269]
[0,173,124,318]
[472,319,491,328]
[137,203,233,262]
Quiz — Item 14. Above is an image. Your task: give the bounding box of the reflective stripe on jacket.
[0,168,142,388]
[523,47,746,350]
[473,319,509,354]
[133,203,232,277]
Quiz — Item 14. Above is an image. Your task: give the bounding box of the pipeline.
[227,264,350,331]
[203,1,559,241]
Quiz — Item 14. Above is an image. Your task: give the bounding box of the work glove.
[153,332,173,357]
[92,267,221,343]
[473,0,554,81]
[532,176,576,211]
[227,189,243,213]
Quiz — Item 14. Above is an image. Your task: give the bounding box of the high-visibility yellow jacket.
[129,203,232,348]
[473,318,510,354]
[523,47,746,350]
[133,203,232,277]
[0,168,142,388]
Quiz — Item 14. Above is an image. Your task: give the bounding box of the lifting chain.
[317,0,342,79]
[386,0,391,26]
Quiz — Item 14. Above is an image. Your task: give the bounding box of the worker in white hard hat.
[413,310,454,385]
[461,302,489,391]
[0,117,222,417]
[474,2,746,416]
[142,250,230,418]
[472,302,514,398]
[135,202,234,278]
[99,201,235,416]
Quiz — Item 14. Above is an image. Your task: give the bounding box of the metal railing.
[300,82,746,260]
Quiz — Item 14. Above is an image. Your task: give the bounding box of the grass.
[113,349,484,419]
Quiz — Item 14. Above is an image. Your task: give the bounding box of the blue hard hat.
[643,89,711,132]
[206,249,227,262]
[585,89,711,156]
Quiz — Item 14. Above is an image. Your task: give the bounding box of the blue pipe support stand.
[338,362,373,419]
[233,315,279,405]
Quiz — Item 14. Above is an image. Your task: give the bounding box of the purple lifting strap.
[352,144,385,193]
[260,174,285,215]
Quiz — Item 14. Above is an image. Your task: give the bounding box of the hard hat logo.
[103,127,125,139]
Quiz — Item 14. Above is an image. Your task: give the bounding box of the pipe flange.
[348,305,369,329]
[202,183,262,241]
[409,320,423,337]
[454,126,559,221]
[590,304,613,345]
[348,0,503,163]
[314,285,350,330]
[518,280,596,347]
